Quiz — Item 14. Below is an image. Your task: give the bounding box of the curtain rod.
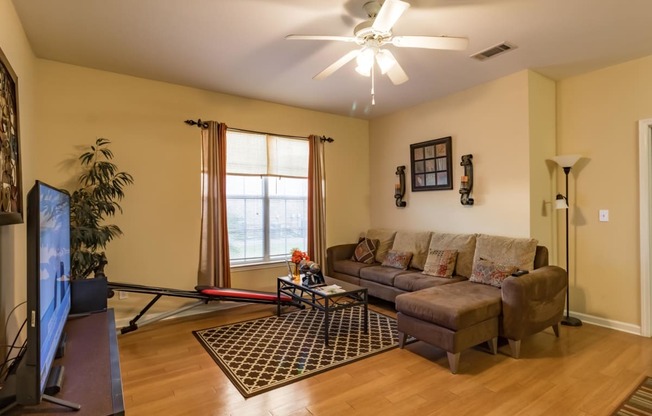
[184,119,334,143]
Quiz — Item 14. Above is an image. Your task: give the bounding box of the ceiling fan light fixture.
[376,49,397,74]
[355,46,376,77]
[355,64,372,77]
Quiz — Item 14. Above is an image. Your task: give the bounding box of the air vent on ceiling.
[470,42,517,61]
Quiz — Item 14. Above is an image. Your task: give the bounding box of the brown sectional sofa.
[326,229,567,373]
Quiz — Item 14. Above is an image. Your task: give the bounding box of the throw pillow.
[422,249,458,278]
[381,250,413,270]
[469,258,519,288]
[351,238,379,264]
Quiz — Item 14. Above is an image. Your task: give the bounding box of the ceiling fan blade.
[383,52,409,85]
[313,49,360,80]
[286,35,358,43]
[391,35,469,50]
[372,0,410,34]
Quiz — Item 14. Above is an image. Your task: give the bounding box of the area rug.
[613,376,652,415]
[193,308,403,398]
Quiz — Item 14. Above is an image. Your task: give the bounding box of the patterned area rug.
[193,308,402,398]
[613,377,652,415]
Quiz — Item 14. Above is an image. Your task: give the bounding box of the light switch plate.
[599,209,609,222]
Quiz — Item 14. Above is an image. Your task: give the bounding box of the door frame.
[639,118,652,337]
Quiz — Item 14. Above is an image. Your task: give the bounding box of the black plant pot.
[70,276,108,314]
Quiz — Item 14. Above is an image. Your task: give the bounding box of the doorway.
[639,118,652,337]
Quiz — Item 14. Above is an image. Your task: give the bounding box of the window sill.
[230,261,288,273]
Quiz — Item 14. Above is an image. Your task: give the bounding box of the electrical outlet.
[599,209,609,222]
[119,291,128,300]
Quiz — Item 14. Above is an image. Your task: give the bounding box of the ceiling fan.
[286,0,469,103]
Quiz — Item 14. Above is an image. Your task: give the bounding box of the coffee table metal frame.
[277,276,368,346]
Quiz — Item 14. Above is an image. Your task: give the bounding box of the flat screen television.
[13,181,79,410]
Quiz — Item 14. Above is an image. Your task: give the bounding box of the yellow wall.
[34,61,370,292]
[528,71,557,262]
[557,54,652,325]
[0,0,38,346]
[368,70,555,240]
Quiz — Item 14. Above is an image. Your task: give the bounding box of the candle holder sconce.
[395,166,407,207]
[460,154,474,206]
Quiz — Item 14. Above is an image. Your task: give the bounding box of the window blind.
[226,131,309,178]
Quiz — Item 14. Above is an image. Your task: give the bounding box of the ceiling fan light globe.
[355,64,372,77]
[357,47,376,66]
[376,50,397,74]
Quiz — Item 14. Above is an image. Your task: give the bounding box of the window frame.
[226,175,308,266]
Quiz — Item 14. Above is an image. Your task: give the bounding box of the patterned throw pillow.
[469,258,519,288]
[351,238,379,264]
[381,250,413,270]
[422,249,458,278]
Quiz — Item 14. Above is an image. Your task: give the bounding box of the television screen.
[16,181,71,405]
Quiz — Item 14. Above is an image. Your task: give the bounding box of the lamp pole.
[562,166,582,327]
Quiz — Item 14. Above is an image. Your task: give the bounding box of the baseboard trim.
[570,311,642,336]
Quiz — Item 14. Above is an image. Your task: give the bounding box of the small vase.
[293,263,301,281]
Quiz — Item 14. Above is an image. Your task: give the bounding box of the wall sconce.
[460,154,474,206]
[395,166,406,207]
[555,194,568,209]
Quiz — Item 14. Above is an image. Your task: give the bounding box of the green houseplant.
[69,138,134,280]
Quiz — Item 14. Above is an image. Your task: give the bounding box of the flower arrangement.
[290,248,310,264]
[290,248,309,279]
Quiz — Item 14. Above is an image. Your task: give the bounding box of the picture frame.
[0,46,23,225]
[410,136,452,192]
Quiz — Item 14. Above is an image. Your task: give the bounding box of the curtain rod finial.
[185,119,209,129]
[320,136,334,143]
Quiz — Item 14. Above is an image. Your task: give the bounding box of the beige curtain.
[308,135,327,266]
[198,121,231,288]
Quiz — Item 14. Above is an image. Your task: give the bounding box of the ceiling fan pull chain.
[371,64,376,105]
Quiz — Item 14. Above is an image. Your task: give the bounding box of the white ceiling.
[12,0,652,119]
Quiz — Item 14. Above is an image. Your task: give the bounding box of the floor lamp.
[551,154,583,327]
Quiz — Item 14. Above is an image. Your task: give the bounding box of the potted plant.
[68,138,134,313]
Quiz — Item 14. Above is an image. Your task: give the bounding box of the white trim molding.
[639,118,652,337]
[571,311,641,336]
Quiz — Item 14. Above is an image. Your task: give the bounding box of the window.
[225,131,309,265]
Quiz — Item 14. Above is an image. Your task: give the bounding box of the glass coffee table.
[277,275,368,346]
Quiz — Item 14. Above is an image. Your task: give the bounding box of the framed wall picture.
[0,46,23,225]
[410,136,452,192]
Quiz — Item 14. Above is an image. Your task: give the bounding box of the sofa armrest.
[326,243,357,275]
[500,265,567,341]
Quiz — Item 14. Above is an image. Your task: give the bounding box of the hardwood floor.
[117,300,652,415]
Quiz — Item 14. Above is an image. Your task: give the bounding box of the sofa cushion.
[359,265,407,286]
[381,250,413,270]
[423,249,458,278]
[366,229,397,263]
[394,271,466,292]
[395,281,502,331]
[391,231,432,270]
[428,233,477,278]
[469,258,519,288]
[473,234,538,271]
[332,259,375,277]
[351,238,379,264]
